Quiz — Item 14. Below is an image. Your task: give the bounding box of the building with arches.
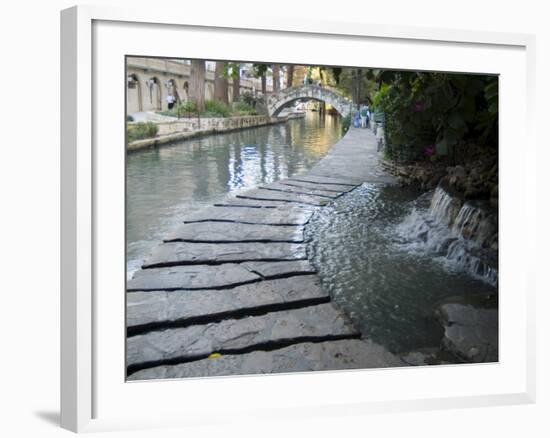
[126,58,268,115]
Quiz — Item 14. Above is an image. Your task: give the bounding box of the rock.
[182,205,314,226]
[142,241,307,268]
[128,339,405,380]
[127,264,260,291]
[127,275,328,331]
[165,222,304,243]
[436,301,498,363]
[126,303,361,371]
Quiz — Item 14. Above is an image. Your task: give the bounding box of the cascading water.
[395,185,498,286]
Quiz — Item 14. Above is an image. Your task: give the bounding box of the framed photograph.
[61,5,536,433]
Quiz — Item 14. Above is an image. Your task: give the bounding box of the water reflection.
[126,113,342,275]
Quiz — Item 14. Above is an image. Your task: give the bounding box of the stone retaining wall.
[128,114,298,152]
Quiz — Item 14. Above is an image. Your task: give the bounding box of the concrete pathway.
[127,127,402,380]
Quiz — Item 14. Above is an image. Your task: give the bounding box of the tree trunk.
[261,75,266,94]
[214,61,228,104]
[272,64,280,92]
[189,59,206,112]
[232,64,241,102]
[286,65,294,88]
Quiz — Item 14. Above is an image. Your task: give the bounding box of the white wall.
[0,1,548,437]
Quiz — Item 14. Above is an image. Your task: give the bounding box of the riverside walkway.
[127,127,401,380]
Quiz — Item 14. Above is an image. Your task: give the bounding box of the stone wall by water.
[127,114,289,151]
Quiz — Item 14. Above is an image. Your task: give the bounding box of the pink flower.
[413,101,425,112]
[424,144,435,156]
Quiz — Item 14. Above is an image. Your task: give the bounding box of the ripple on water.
[306,183,495,353]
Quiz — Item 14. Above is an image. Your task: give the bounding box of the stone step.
[182,205,314,226]
[142,241,307,268]
[127,275,328,332]
[289,175,361,186]
[280,179,356,193]
[165,222,304,243]
[236,188,330,207]
[127,264,261,291]
[126,303,360,372]
[128,339,404,380]
[258,182,341,199]
[215,198,299,208]
[241,260,317,278]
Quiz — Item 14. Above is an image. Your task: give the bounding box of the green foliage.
[239,91,265,109]
[127,122,158,142]
[232,101,257,116]
[203,100,232,117]
[372,83,390,111]
[126,115,134,122]
[175,101,198,117]
[341,113,351,135]
[375,71,498,163]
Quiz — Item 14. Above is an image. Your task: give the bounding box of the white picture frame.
[60,4,536,433]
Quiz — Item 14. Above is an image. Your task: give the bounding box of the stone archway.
[146,76,162,111]
[126,73,143,113]
[265,85,353,118]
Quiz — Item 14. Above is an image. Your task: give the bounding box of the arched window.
[126,74,142,113]
[146,77,162,110]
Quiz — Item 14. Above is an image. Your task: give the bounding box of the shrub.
[127,121,158,142]
[341,113,351,135]
[177,101,198,117]
[204,100,231,117]
[126,115,134,122]
[232,101,257,116]
[239,92,265,108]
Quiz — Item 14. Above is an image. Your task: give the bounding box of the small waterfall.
[395,185,498,287]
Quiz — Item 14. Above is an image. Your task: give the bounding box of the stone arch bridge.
[265,85,353,118]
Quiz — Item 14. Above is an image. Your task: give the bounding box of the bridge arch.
[265,85,353,118]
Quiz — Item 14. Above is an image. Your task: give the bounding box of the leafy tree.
[189,59,206,112]
[214,61,229,104]
[286,64,294,88]
[253,63,269,94]
[272,64,280,92]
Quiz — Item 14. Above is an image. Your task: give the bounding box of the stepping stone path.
[127,127,404,379]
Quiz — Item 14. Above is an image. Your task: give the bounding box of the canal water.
[126,113,342,276]
[306,183,496,354]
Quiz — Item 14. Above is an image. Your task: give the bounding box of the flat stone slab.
[237,188,330,207]
[437,303,498,363]
[281,179,356,193]
[165,222,304,243]
[258,182,341,199]
[127,303,360,371]
[215,198,297,208]
[182,205,314,226]
[128,339,404,380]
[127,275,327,330]
[142,241,307,268]
[289,174,361,186]
[127,264,260,291]
[242,260,317,278]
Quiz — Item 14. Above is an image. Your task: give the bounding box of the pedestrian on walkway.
[360,104,368,128]
[166,94,176,110]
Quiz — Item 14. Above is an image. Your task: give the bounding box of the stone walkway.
[127,127,403,380]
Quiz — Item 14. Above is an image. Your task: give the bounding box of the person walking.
[360,104,368,128]
[166,94,176,110]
